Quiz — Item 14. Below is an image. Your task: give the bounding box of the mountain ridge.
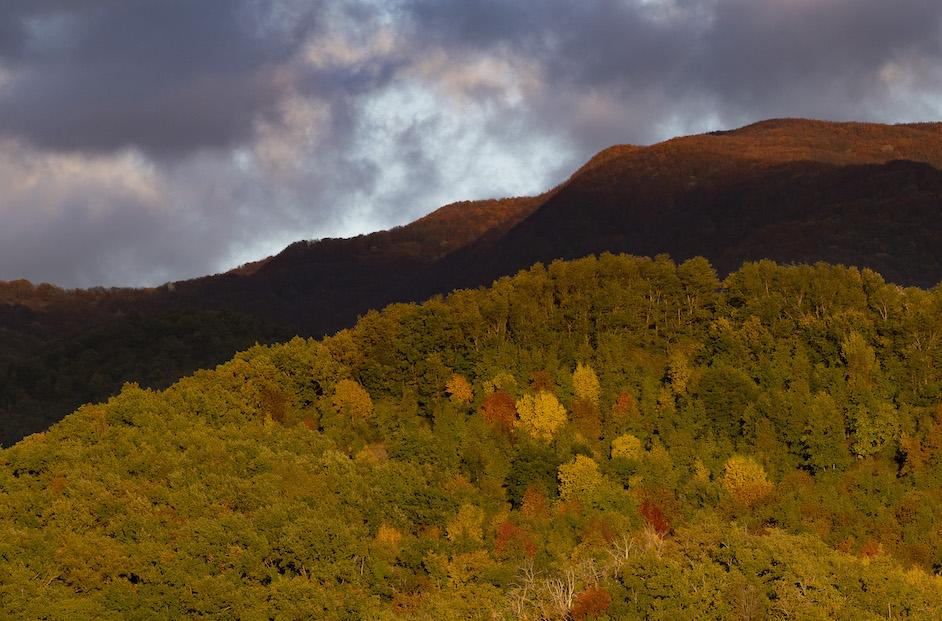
[3,117,942,445]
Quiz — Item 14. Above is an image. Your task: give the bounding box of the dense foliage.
[2,253,942,618]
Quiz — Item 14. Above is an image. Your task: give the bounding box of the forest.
[2,253,942,619]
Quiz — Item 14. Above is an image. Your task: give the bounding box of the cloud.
[1,0,942,287]
[400,0,942,145]
[0,0,315,156]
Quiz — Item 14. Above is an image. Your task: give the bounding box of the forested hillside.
[3,254,942,618]
[4,119,942,447]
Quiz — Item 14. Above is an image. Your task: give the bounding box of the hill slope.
[424,119,942,294]
[2,255,942,618]
[3,118,942,445]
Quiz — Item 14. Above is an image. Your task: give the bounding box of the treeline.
[2,254,941,618]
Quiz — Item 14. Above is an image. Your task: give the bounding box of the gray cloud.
[401,0,942,146]
[0,0,315,156]
[1,0,941,287]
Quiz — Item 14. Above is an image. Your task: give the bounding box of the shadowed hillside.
[3,118,942,445]
[422,119,942,294]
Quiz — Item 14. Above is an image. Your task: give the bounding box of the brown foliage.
[391,592,424,615]
[480,390,516,436]
[580,515,616,546]
[259,384,288,423]
[571,398,601,441]
[529,370,555,394]
[859,539,883,559]
[608,391,638,428]
[571,586,612,621]
[639,499,670,536]
[521,486,550,518]
[493,520,536,559]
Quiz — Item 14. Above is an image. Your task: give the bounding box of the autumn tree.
[529,370,556,393]
[447,504,484,544]
[721,455,773,507]
[571,586,612,621]
[639,499,670,536]
[611,433,644,461]
[558,455,604,501]
[515,391,567,442]
[800,393,851,472]
[850,400,899,459]
[479,390,516,436]
[331,379,373,418]
[606,390,639,434]
[667,350,690,395]
[570,363,602,441]
[482,372,516,395]
[572,363,601,405]
[445,373,473,405]
[493,519,536,560]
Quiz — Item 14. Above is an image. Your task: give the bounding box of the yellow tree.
[446,373,473,404]
[572,363,601,406]
[331,379,373,418]
[572,363,601,440]
[558,455,604,501]
[721,455,773,507]
[515,391,567,442]
[447,504,484,543]
[667,350,690,395]
[611,434,643,461]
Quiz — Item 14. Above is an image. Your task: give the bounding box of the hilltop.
[3,118,942,445]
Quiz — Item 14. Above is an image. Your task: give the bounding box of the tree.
[611,433,644,461]
[447,504,484,544]
[800,393,851,473]
[607,391,639,433]
[571,398,601,442]
[529,370,556,393]
[558,455,604,501]
[572,363,601,406]
[479,390,516,436]
[331,379,373,418]
[571,586,612,621]
[445,373,473,405]
[482,372,516,395]
[667,350,690,395]
[841,332,879,390]
[850,400,899,459]
[515,391,567,442]
[721,455,773,507]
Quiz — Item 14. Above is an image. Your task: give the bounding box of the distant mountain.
[3,118,942,445]
[421,119,942,294]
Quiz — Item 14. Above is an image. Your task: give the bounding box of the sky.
[1,0,941,288]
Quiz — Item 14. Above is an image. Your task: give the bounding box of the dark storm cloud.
[0,0,317,156]
[401,0,942,146]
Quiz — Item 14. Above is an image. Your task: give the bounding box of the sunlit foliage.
[515,391,567,442]
[2,254,942,618]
